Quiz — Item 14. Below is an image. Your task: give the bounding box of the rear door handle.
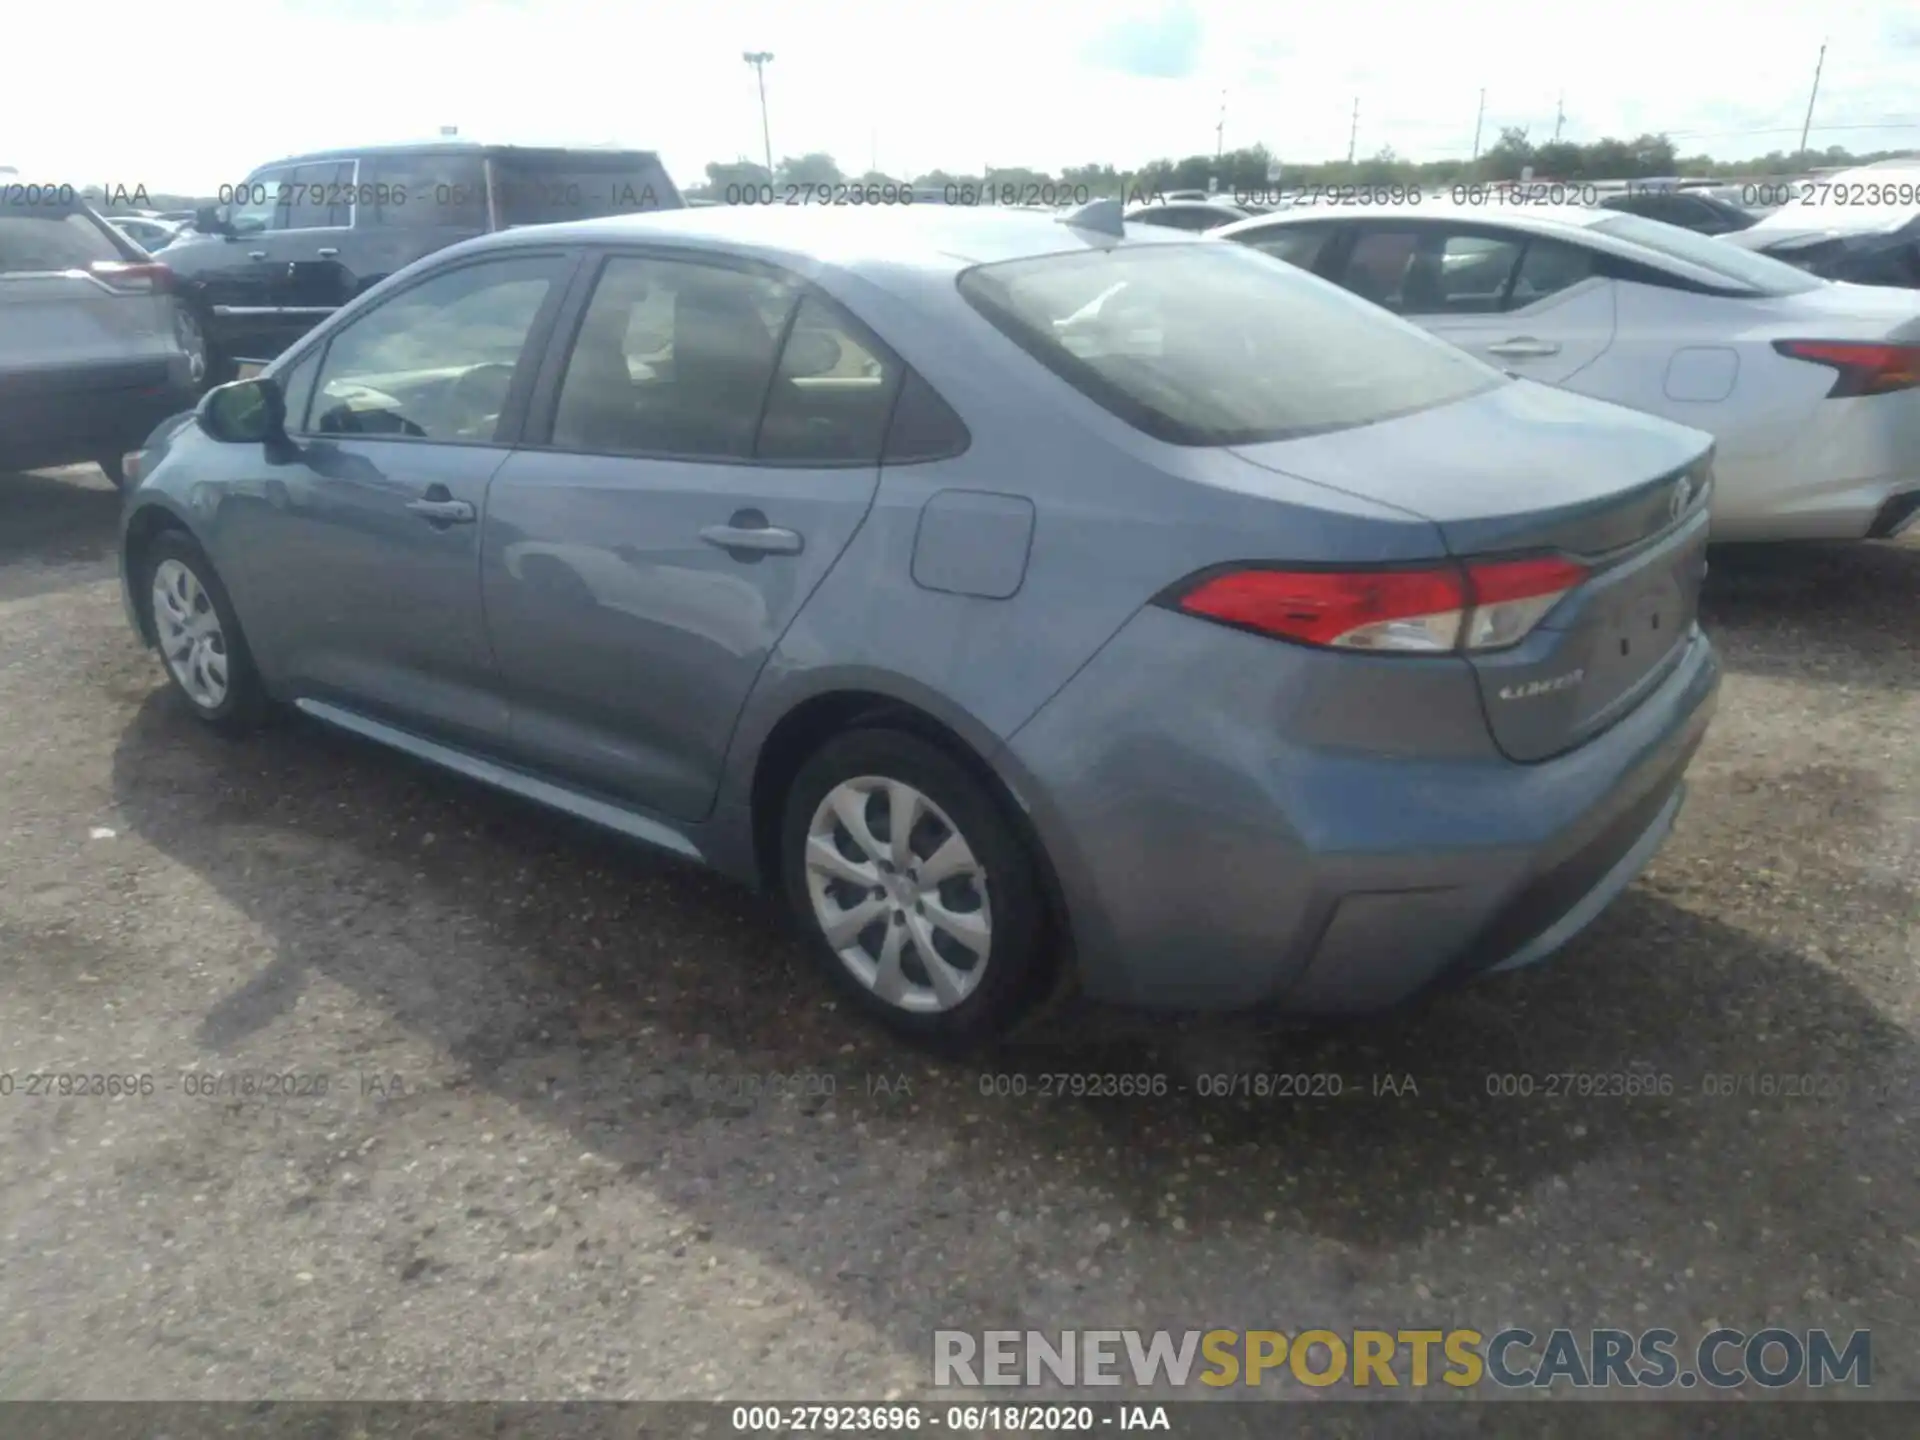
[406,496,476,525]
[700,521,803,556]
[316,247,339,258]
[1486,337,1561,358]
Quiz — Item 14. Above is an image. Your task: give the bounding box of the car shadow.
[1701,539,1919,692]
[0,467,121,600]
[107,686,1920,1391]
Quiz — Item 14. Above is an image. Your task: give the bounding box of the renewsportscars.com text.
[933,1327,1871,1390]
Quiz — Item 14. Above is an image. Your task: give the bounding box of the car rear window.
[492,153,681,225]
[956,242,1505,446]
[0,204,126,273]
[1589,213,1824,295]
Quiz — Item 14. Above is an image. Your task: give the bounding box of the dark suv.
[162,141,682,379]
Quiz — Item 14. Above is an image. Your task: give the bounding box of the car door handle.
[700,521,803,556]
[248,250,268,261]
[406,497,476,524]
[316,247,339,258]
[1486,337,1561,358]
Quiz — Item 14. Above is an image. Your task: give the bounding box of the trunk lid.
[1231,378,1714,761]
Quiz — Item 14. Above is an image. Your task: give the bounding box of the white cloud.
[3,0,1914,192]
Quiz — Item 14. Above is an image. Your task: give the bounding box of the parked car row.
[1216,200,1920,543]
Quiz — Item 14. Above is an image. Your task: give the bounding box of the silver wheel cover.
[804,776,992,1013]
[151,558,230,710]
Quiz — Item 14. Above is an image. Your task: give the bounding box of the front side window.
[957,242,1504,447]
[1233,223,1337,272]
[229,168,292,236]
[549,255,799,459]
[306,254,565,442]
[283,161,355,230]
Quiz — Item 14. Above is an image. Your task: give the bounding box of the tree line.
[695,131,1916,200]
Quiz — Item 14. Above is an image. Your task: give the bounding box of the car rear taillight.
[87,260,173,295]
[1773,340,1920,397]
[1169,556,1589,655]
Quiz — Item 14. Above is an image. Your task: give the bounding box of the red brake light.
[1172,555,1589,655]
[1175,567,1468,652]
[87,260,173,294]
[1773,340,1920,397]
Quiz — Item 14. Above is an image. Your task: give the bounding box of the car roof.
[463,201,1199,279]
[253,140,669,168]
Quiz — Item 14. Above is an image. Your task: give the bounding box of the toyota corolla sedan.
[1218,202,1920,542]
[116,201,1720,1048]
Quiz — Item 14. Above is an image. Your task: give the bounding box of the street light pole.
[1471,88,1487,161]
[742,51,775,181]
[1798,41,1827,156]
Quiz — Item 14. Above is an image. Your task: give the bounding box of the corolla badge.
[1499,669,1585,702]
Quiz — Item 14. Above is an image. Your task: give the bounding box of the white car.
[1215,202,1920,541]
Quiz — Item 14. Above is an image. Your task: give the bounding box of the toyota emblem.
[1668,478,1691,523]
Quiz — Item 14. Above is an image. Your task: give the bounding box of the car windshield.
[1590,213,1825,295]
[957,242,1504,446]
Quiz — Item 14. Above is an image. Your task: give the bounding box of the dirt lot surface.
[1,465,1917,1427]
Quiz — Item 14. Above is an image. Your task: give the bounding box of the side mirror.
[197,377,287,445]
[192,205,230,237]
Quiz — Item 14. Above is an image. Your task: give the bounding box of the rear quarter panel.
[717,264,1448,811]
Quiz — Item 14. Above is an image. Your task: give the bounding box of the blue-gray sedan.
[116,201,1721,1047]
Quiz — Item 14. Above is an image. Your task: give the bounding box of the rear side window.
[550,255,798,459]
[0,205,124,272]
[362,152,487,228]
[1590,212,1824,294]
[756,294,903,464]
[493,153,679,225]
[957,243,1504,447]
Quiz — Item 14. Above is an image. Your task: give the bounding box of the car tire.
[137,530,268,734]
[780,728,1052,1052]
[95,454,129,490]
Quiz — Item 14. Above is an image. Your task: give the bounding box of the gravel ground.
[1,465,1917,1426]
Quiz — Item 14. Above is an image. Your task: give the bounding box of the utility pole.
[1347,98,1359,164]
[1553,93,1565,142]
[1798,41,1827,155]
[742,51,775,180]
[1471,88,1487,161]
[1215,89,1226,160]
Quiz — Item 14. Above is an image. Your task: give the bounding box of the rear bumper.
[1004,608,1720,1014]
[0,358,197,472]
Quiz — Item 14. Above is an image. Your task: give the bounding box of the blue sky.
[6,0,1916,192]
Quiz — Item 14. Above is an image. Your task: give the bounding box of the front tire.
[780,728,1052,1051]
[138,531,267,734]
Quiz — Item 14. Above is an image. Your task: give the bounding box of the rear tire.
[780,728,1052,1052]
[137,531,267,735]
